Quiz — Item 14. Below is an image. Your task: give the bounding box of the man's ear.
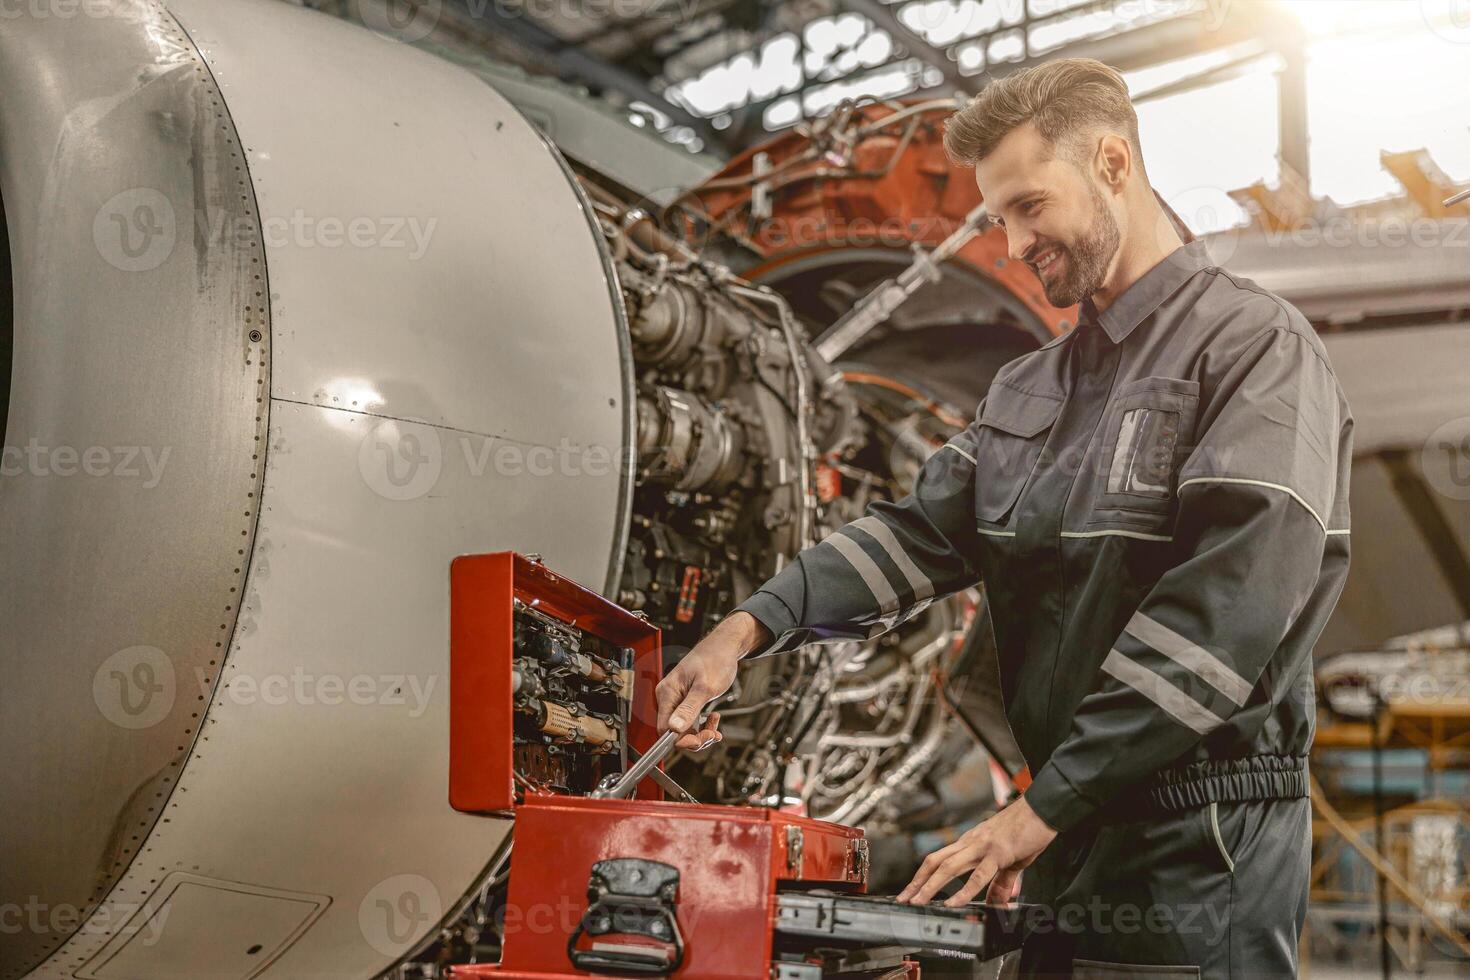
[1096,133,1132,193]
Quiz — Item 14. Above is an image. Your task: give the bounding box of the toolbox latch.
[848,837,870,884]
[568,858,684,975]
[785,825,805,876]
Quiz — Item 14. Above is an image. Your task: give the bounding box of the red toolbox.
[448,552,1024,979]
[476,794,866,978]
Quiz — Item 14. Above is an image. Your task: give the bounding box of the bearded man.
[658,57,1352,978]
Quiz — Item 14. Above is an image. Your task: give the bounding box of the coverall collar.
[1080,239,1213,345]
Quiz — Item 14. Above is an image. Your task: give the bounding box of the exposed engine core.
[583,177,847,646]
[608,222,832,647]
[577,181,1005,842]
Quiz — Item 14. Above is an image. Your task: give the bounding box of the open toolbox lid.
[449,552,665,813]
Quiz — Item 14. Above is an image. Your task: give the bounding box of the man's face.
[974,121,1121,309]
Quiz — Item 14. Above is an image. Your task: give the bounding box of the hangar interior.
[1,0,1467,978]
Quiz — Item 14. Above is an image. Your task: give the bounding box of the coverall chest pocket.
[1089,376,1199,527]
[973,384,1063,526]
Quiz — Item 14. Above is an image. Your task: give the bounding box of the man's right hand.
[655,611,771,750]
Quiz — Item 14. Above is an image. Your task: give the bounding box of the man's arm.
[656,419,986,739]
[736,423,985,656]
[899,321,1350,905]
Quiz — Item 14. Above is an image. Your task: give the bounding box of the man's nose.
[1007,228,1034,263]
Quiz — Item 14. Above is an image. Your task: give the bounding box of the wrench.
[592,718,706,801]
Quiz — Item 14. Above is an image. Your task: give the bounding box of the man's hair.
[943,58,1145,175]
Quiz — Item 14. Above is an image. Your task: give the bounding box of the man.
[656,58,1351,977]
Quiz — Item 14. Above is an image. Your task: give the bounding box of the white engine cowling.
[0,1,632,976]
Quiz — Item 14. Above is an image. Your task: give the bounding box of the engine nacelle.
[0,1,629,976]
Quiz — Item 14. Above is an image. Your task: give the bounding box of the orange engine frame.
[684,101,1074,337]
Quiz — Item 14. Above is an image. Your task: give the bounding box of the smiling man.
[657,58,1352,977]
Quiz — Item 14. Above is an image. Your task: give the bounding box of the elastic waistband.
[1101,755,1309,821]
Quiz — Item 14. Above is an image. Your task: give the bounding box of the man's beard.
[1033,181,1120,308]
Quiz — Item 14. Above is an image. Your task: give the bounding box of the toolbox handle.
[567,858,685,976]
[564,945,682,976]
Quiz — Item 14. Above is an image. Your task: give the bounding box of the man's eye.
[1022,200,1041,215]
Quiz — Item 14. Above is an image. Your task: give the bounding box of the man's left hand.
[896,796,1058,907]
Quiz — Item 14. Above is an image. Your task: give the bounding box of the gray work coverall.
[736,239,1353,977]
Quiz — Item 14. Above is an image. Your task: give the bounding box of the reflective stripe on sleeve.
[1124,611,1253,707]
[824,532,899,619]
[850,516,936,603]
[1100,649,1225,736]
